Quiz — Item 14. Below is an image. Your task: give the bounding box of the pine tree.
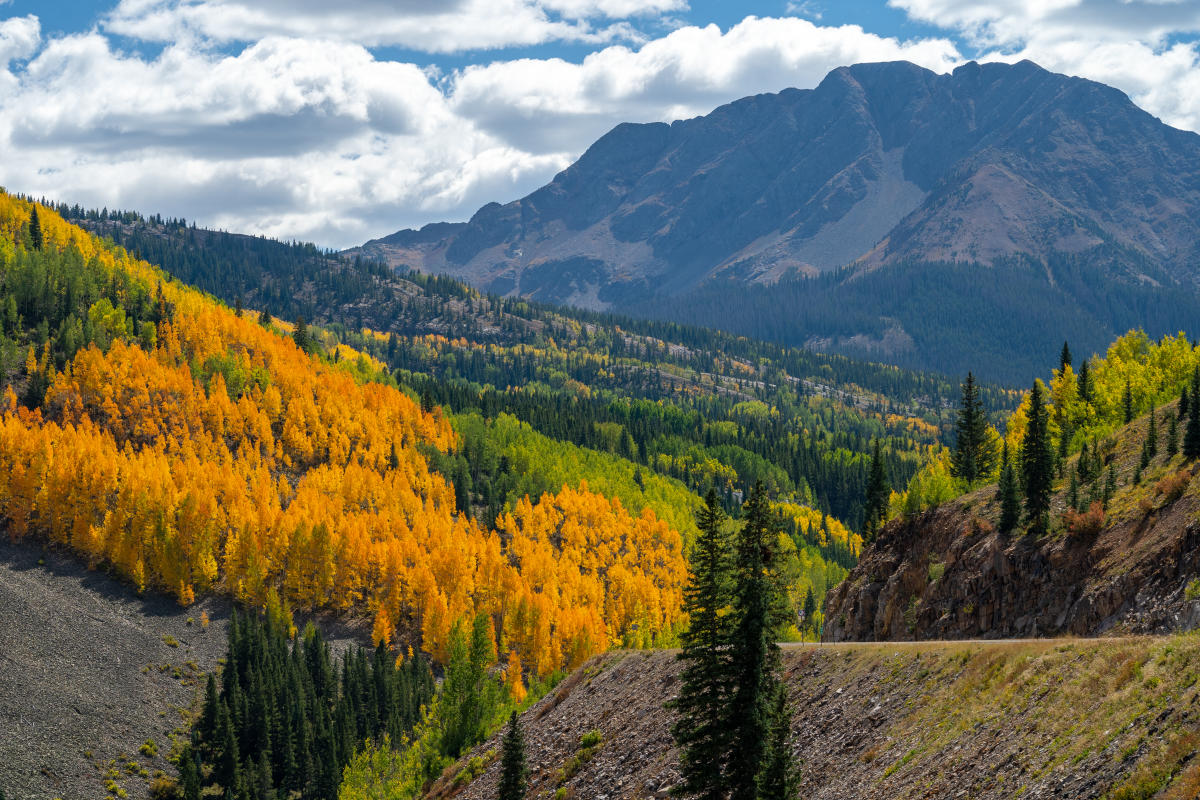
[258,308,271,327]
[292,316,310,353]
[1059,341,1072,373]
[498,712,528,800]
[1167,413,1179,457]
[998,440,1021,534]
[1077,359,1091,405]
[1123,379,1134,424]
[1181,384,1190,420]
[179,748,202,800]
[1184,367,1200,460]
[234,295,244,317]
[726,483,779,800]
[29,206,43,251]
[1103,466,1117,509]
[1147,408,1158,459]
[951,372,997,486]
[670,489,732,800]
[1067,469,1079,512]
[863,440,891,538]
[801,588,817,636]
[1020,380,1054,532]
[756,685,799,800]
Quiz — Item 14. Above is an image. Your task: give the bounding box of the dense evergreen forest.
[58,204,1019,533]
[181,611,435,800]
[634,254,1200,385]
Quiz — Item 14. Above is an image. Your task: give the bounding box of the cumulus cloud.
[449,16,960,152]
[103,0,672,52]
[0,14,38,65]
[891,0,1200,131]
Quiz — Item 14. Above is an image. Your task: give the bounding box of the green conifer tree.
[1123,379,1134,424]
[29,206,43,251]
[1167,413,1179,457]
[1147,407,1158,459]
[1077,359,1091,405]
[756,685,799,800]
[1181,385,1190,420]
[498,712,528,800]
[863,440,891,538]
[292,316,310,353]
[670,489,733,800]
[1059,341,1072,373]
[1185,368,1200,460]
[951,372,997,486]
[1020,381,1054,532]
[998,440,1021,534]
[1103,466,1117,509]
[726,483,779,800]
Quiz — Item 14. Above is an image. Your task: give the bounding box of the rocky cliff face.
[824,410,1200,642]
[356,60,1200,309]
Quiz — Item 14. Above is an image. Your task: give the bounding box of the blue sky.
[0,0,1198,247]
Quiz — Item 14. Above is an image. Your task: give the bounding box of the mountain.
[353,59,1200,383]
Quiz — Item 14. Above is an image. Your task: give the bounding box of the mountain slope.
[444,640,1200,800]
[356,59,1200,306]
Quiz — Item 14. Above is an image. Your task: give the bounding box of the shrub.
[161,634,179,648]
[148,775,181,800]
[1064,502,1105,538]
[139,738,157,758]
[1186,579,1200,602]
[927,561,946,583]
[1155,469,1192,503]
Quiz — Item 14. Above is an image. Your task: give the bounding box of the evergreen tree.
[670,489,732,800]
[1067,469,1079,512]
[1103,466,1117,509]
[1020,380,1054,532]
[1147,407,1158,459]
[726,483,779,800]
[756,685,799,800]
[292,316,310,353]
[234,294,244,317]
[950,372,997,486]
[1185,368,1200,460]
[1077,360,1091,405]
[179,748,202,800]
[863,440,891,538]
[1123,379,1134,424]
[1181,384,1190,420]
[497,712,528,800]
[29,206,43,251]
[998,440,1021,534]
[1167,413,1179,457]
[801,588,817,635]
[257,308,271,327]
[1059,341,1072,373]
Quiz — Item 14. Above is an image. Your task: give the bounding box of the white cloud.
[103,0,668,52]
[891,0,1200,131]
[0,14,38,65]
[448,16,961,152]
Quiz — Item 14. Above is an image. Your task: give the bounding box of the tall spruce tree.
[1167,413,1179,457]
[1181,384,1190,420]
[29,206,43,251]
[1020,380,1054,532]
[951,372,997,486]
[1077,359,1091,404]
[726,483,779,800]
[1147,407,1158,459]
[670,489,733,800]
[1184,368,1200,460]
[497,712,528,800]
[756,685,799,800]
[863,440,891,538]
[998,440,1021,534]
[1059,341,1072,373]
[1123,379,1134,424]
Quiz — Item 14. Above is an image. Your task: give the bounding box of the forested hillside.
[0,194,690,683]
[64,205,1016,535]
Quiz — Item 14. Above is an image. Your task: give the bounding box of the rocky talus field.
[449,639,1200,800]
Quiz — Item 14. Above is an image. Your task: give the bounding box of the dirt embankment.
[451,638,1200,800]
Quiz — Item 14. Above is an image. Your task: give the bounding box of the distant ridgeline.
[59,202,1019,538]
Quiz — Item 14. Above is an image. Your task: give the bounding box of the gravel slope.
[0,536,231,800]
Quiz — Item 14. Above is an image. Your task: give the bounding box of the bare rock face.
[823,472,1200,643]
[357,59,1200,309]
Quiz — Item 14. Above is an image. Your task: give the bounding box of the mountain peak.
[355,59,1200,311]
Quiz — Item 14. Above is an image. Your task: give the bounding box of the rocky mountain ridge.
[356,59,1200,310]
